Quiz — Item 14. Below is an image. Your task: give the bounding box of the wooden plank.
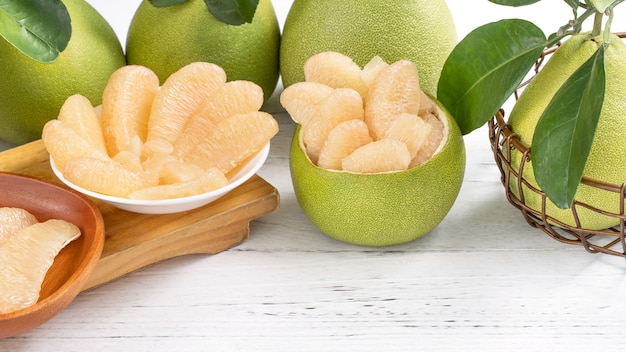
[0,140,280,291]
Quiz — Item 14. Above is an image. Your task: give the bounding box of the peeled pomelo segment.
[112,150,143,173]
[101,65,160,156]
[120,135,144,157]
[0,219,80,314]
[342,139,411,173]
[280,81,334,125]
[141,152,176,176]
[171,115,213,160]
[142,138,174,160]
[411,112,445,167]
[42,119,111,171]
[360,55,389,91]
[182,111,278,173]
[385,113,432,161]
[192,80,264,125]
[418,91,436,116]
[146,62,227,145]
[63,157,158,198]
[302,88,364,164]
[0,207,38,247]
[128,167,228,200]
[304,51,369,99]
[57,94,107,153]
[365,60,422,140]
[158,161,205,185]
[172,80,264,159]
[317,119,373,170]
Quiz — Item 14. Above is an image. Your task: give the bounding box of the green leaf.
[531,45,606,209]
[205,0,259,25]
[149,0,188,7]
[489,0,542,6]
[437,19,547,135]
[588,0,617,12]
[563,0,580,9]
[0,0,71,63]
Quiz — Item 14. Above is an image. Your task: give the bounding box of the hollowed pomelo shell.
[290,98,465,246]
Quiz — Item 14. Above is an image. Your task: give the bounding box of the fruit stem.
[592,11,604,36]
[602,0,623,43]
[603,8,614,43]
[550,6,597,47]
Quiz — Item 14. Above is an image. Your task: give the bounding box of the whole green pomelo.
[280,0,457,97]
[290,96,465,246]
[508,32,626,230]
[125,0,280,101]
[0,0,126,145]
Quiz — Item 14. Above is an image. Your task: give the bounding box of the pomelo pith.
[508,32,626,230]
[279,0,457,96]
[0,0,126,145]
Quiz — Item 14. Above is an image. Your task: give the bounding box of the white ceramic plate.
[50,143,270,214]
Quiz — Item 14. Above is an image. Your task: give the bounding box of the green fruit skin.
[125,0,280,101]
[508,33,626,230]
[290,99,466,246]
[280,0,457,96]
[0,0,126,145]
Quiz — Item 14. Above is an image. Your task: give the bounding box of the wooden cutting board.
[0,140,280,291]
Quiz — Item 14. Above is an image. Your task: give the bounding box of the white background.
[2,1,626,351]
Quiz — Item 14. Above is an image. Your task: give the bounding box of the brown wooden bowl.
[0,172,105,338]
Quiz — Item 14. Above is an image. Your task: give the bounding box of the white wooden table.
[2,1,626,350]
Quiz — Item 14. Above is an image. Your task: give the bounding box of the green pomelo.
[0,0,126,145]
[508,33,626,230]
[279,0,457,97]
[125,0,280,101]
[290,97,465,246]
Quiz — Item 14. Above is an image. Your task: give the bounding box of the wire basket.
[488,32,626,258]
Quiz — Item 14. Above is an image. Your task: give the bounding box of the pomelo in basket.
[507,32,626,230]
[279,0,457,96]
[0,0,126,145]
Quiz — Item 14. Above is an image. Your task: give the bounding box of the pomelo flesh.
[0,219,80,314]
